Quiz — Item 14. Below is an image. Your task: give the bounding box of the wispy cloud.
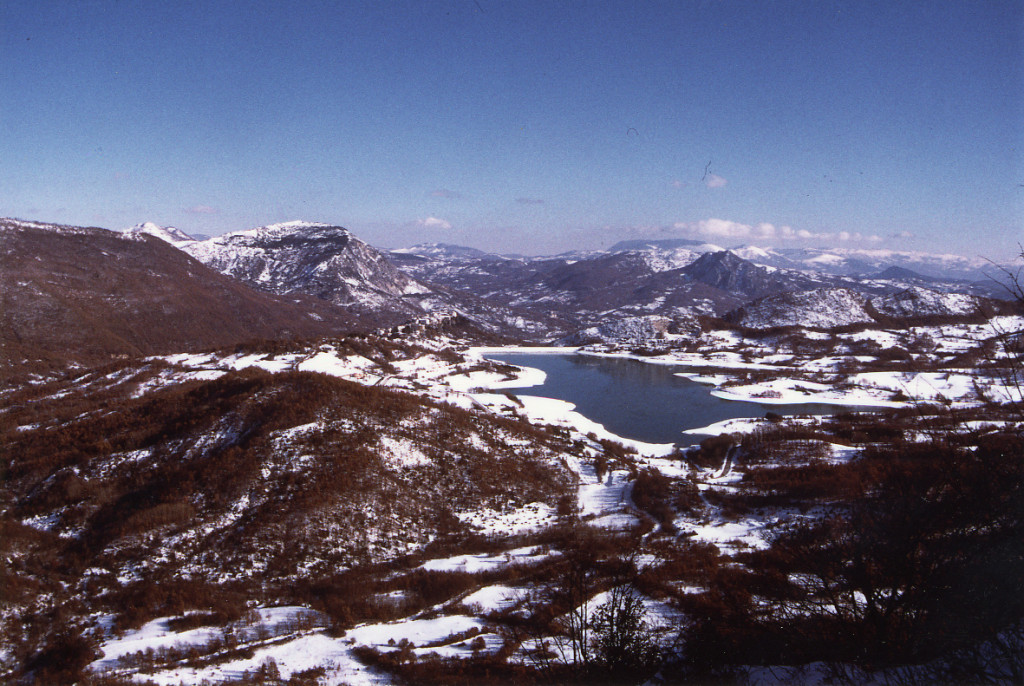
[893,230,915,240]
[184,205,220,215]
[673,218,881,243]
[416,216,453,230]
[671,179,688,189]
[430,189,461,199]
[673,219,775,240]
[515,197,545,205]
[704,173,727,189]
[837,231,883,243]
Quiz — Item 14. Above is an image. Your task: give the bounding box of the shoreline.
[480,345,1002,411]
[464,350,677,456]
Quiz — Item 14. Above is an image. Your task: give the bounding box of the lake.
[485,352,859,445]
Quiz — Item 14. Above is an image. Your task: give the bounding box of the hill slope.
[0,218,357,377]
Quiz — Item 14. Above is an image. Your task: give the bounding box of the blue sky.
[2,1,1021,257]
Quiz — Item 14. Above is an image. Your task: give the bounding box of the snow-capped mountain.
[0,217,99,235]
[399,247,827,317]
[12,214,1012,352]
[774,246,1000,281]
[388,235,1016,337]
[679,250,814,296]
[123,222,569,341]
[113,218,1011,341]
[125,221,196,246]
[603,239,1009,286]
[607,237,712,252]
[390,242,490,260]
[873,265,943,283]
[181,221,438,319]
[603,239,730,274]
[624,244,724,273]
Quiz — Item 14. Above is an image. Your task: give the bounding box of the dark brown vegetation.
[7,383,1023,684]
[672,422,1024,683]
[0,219,361,380]
[631,467,703,532]
[0,353,580,683]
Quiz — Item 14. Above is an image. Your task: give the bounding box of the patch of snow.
[458,502,558,537]
[682,517,771,554]
[418,546,553,573]
[347,615,486,650]
[376,435,431,468]
[297,352,380,382]
[683,416,766,437]
[460,585,523,613]
[135,633,384,686]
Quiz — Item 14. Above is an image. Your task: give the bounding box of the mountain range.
[2,216,1016,376]
[3,215,1022,684]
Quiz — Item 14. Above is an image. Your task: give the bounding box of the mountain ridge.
[179,221,438,323]
[0,218,360,378]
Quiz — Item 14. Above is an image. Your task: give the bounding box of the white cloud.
[671,179,688,189]
[672,218,883,245]
[837,231,884,243]
[624,224,674,238]
[673,218,758,239]
[705,173,727,188]
[702,218,748,237]
[416,216,452,230]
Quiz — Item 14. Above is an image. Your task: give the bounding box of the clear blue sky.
[2,0,1021,257]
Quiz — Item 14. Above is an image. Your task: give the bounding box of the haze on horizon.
[1,1,1021,258]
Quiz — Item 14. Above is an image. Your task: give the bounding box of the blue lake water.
[485,352,861,446]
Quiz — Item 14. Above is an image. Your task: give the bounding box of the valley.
[6,4,1020,683]
[1,217,1022,685]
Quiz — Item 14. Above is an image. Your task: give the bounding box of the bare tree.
[984,247,1024,422]
[590,585,660,683]
[547,540,597,670]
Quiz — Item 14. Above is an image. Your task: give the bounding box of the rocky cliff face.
[138,221,568,341]
[182,221,437,319]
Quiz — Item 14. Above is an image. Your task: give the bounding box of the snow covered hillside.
[2,216,1022,685]
[179,221,438,320]
[727,285,995,330]
[126,221,197,246]
[3,309,1022,683]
